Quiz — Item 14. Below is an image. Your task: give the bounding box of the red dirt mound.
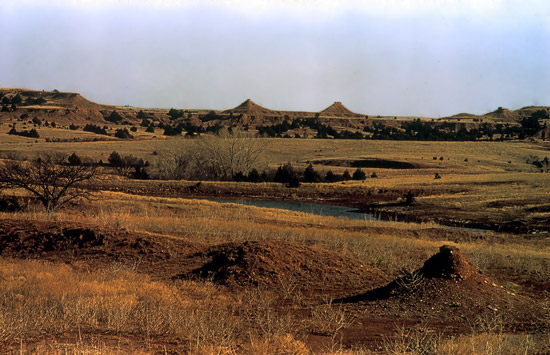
[0,218,203,280]
[341,245,538,324]
[187,240,388,294]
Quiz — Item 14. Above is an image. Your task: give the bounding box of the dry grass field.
[0,120,549,354]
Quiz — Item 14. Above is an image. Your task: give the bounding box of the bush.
[146,126,155,133]
[233,171,247,182]
[83,124,108,135]
[115,128,133,139]
[325,170,340,183]
[303,164,321,183]
[105,110,124,123]
[287,177,301,188]
[352,168,366,180]
[69,124,79,130]
[28,128,40,138]
[342,170,352,180]
[274,163,297,184]
[163,126,182,136]
[168,108,184,119]
[8,128,39,138]
[404,191,416,205]
[68,152,82,166]
[247,169,262,183]
[108,151,147,177]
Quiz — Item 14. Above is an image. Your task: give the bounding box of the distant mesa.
[320,101,361,117]
[224,99,273,116]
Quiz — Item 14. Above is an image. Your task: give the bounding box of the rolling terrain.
[0,88,549,353]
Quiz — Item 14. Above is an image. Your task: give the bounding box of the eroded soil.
[0,218,547,353]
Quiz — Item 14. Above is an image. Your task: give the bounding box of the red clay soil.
[338,245,542,348]
[0,219,388,297]
[186,240,389,296]
[0,220,546,351]
[0,218,204,281]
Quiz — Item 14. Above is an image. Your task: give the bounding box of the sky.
[1,0,549,117]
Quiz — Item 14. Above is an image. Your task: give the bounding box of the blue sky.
[1,0,549,116]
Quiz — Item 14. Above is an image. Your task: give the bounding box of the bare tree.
[190,130,264,180]
[0,154,98,212]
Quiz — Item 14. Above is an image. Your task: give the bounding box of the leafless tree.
[0,153,98,212]
[190,130,264,180]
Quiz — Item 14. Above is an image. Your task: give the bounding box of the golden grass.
[1,134,550,352]
[4,190,549,281]
[1,189,549,353]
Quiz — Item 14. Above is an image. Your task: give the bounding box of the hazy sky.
[1,0,549,116]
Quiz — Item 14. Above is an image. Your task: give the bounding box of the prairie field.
[0,125,549,354]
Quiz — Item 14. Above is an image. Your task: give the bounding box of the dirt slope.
[341,245,538,324]
[186,240,388,295]
[0,218,203,280]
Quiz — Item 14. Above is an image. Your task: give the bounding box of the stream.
[210,199,489,233]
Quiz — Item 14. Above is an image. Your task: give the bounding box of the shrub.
[352,168,366,180]
[233,171,247,182]
[115,128,133,139]
[247,169,262,183]
[146,126,155,133]
[287,177,301,188]
[325,170,340,183]
[274,163,297,184]
[105,110,124,123]
[163,126,182,136]
[8,128,39,138]
[404,191,416,205]
[83,124,108,135]
[303,164,321,183]
[342,170,352,180]
[108,151,146,177]
[168,108,184,119]
[68,152,82,166]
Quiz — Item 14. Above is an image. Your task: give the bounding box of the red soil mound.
[0,218,202,280]
[189,240,388,294]
[342,245,538,323]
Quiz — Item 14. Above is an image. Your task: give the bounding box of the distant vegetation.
[8,126,40,138]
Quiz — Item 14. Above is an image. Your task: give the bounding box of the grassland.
[0,122,549,353]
